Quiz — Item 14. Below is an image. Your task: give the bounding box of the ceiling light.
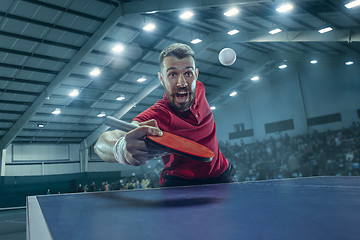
[180,11,193,19]
[345,0,360,8]
[345,61,354,65]
[112,44,124,53]
[318,27,333,34]
[276,3,293,13]
[116,95,125,101]
[310,59,318,64]
[224,8,239,17]
[278,64,287,69]
[143,23,156,31]
[37,124,45,128]
[146,10,157,14]
[191,38,202,44]
[229,91,237,97]
[251,76,259,81]
[90,67,101,77]
[52,108,61,115]
[97,112,106,118]
[137,76,147,82]
[210,106,216,110]
[228,29,239,35]
[269,28,282,34]
[69,89,79,97]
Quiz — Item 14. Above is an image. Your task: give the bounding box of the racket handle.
[105,116,138,132]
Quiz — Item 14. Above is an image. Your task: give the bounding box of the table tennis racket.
[105,116,214,162]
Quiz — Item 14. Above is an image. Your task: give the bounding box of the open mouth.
[175,91,189,103]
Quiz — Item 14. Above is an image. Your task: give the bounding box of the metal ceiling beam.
[0,76,50,86]
[0,63,59,74]
[0,30,80,50]
[21,128,92,133]
[119,0,313,14]
[0,47,69,63]
[0,11,92,37]
[211,29,360,43]
[0,5,125,150]
[269,52,360,63]
[22,0,105,22]
[0,100,31,106]
[0,89,40,96]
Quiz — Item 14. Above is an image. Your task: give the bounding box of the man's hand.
[95,119,166,165]
[121,119,166,166]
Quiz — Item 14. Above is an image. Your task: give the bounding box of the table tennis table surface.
[27,176,360,240]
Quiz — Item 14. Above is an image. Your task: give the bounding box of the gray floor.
[0,208,26,240]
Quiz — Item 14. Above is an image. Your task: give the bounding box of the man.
[94,43,235,187]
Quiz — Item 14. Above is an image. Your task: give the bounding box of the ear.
[195,68,199,79]
[158,72,164,86]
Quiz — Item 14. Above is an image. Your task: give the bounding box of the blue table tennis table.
[26,176,360,240]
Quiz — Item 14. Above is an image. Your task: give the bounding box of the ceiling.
[0,0,359,148]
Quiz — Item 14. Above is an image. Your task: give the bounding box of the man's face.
[158,56,198,112]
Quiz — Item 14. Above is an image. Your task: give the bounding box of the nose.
[176,74,188,87]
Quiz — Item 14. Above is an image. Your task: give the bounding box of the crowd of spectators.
[46,122,360,194]
[65,160,164,194]
[219,121,360,182]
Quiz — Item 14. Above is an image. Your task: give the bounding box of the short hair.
[159,43,195,70]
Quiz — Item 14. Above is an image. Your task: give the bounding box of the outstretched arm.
[94,119,164,166]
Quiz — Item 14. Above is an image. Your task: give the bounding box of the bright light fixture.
[112,44,124,53]
[143,23,156,31]
[146,10,157,14]
[278,64,287,69]
[228,29,239,35]
[345,61,354,65]
[116,95,125,101]
[90,68,101,77]
[191,38,202,44]
[318,27,333,34]
[310,59,318,64]
[180,11,193,19]
[276,3,293,13]
[345,0,360,8]
[210,106,216,110]
[97,112,106,118]
[69,89,79,97]
[37,124,45,128]
[251,76,259,81]
[137,77,147,82]
[52,108,61,115]
[224,8,239,17]
[229,91,237,97]
[269,28,282,35]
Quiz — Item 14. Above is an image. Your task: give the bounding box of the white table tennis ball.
[218,48,237,66]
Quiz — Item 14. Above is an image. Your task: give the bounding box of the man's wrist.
[113,137,131,165]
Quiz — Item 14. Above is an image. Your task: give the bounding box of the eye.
[184,71,193,77]
[168,72,177,78]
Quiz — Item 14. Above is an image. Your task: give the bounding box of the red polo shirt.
[133,81,229,185]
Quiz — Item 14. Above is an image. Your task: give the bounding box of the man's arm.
[94,119,164,166]
[94,129,124,163]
